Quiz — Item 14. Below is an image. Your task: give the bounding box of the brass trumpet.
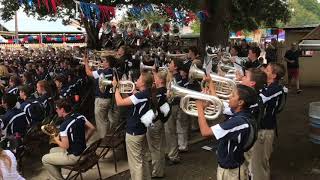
[139,62,167,72]
[74,56,103,69]
[168,81,223,120]
[166,52,188,59]
[99,74,135,94]
[189,64,236,100]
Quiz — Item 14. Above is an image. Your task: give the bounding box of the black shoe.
[152,176,165,179]
[297,89,302,94]
[167,158,180,165]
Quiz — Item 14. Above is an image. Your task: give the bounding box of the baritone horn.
[99,74,135,94]
[168,81,223,120]
[139,61,167,72]
[41,124,59,144]
[188,64,236,100]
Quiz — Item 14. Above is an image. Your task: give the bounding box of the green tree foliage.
[0,0,290,48]
[286,0,320,26]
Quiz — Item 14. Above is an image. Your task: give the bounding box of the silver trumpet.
[189,64,236,100]
[139,61,167,72]
[99,74,135,94]
[74,56,103,69]
[168,81,223,120]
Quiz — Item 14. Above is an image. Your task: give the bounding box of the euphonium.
[99,74,135,94]
[139,61,167,72]
[168,81,223,120]
[41,124,59,144]
[188,64,236,100]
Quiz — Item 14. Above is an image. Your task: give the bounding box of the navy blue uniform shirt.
[260,82,284,129]
[211,110,250,169]
[127,90,151,135]
[0,108,29,137]
[59,113,87,156]
[92,68,113,99]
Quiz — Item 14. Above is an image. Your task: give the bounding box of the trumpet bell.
[189,64,236,99]
[99,74,135,94]
[168,81,223,120]
[41,124,59,137]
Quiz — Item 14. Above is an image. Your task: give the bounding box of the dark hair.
[248,68,267,91]
[249,46,261,57]
[104,55,116,68]
[268,62,286,81]
[236,84,258,109]
[37,80,52,96]
[55,99,72,113]
[231,45,241,54]
[19,85,32,98]
[188,46,199,56]
[23,72,33,84]
[9,75,21,86]
[2,94,17,109]
[171,58,183,71]
[54,74,67,85]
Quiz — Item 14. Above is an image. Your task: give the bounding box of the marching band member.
[36,80,55,117]
[243,47,262,70]
[6,75,21,96]
[147,70,171,178]
[165,58,184,164]
[196,84,258,180]
[19,85,45,125]
[250,62,286,180]
[84,55,119,139]
[112,71,153,180]
[42,99,95,180]
[177,64,190,152]
[0,94,29,141]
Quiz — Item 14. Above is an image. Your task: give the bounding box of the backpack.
[238,115,258,152]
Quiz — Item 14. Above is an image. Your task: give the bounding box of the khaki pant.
[177,112,189,151]
[94,97,119,138]
[126,133,151,180]
[250,130,275,180]
[217,163,248,180]
[164,105,180,161]
[146,120,165,177]
[42,147,80,180]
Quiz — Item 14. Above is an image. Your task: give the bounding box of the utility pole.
[14,11,19,44]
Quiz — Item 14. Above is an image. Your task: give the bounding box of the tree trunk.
[200,0,232,51]
[83,20,101,50]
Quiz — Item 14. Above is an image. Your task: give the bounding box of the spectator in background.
[265,38,278,64]
[284,43,302,94]
[238,39,250,57]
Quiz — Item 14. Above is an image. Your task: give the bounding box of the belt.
[126,131,145,136]
[219,164,241,170]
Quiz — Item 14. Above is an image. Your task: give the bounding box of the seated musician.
[36,80,55,117]
[54,75,72,100]
[5,75,21,96]
[196,84,257,180]
[19,85,45,125]
[42,99,95,180]
[0,94,30,142]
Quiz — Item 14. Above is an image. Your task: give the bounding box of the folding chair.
[99,121,126,172]
[62,139,102,180]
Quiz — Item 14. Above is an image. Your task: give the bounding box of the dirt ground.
[107,86,320,180]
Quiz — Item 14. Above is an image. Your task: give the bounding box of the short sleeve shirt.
[211,111,250,168]
[127,90,150,135]
[59,113,87,156]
